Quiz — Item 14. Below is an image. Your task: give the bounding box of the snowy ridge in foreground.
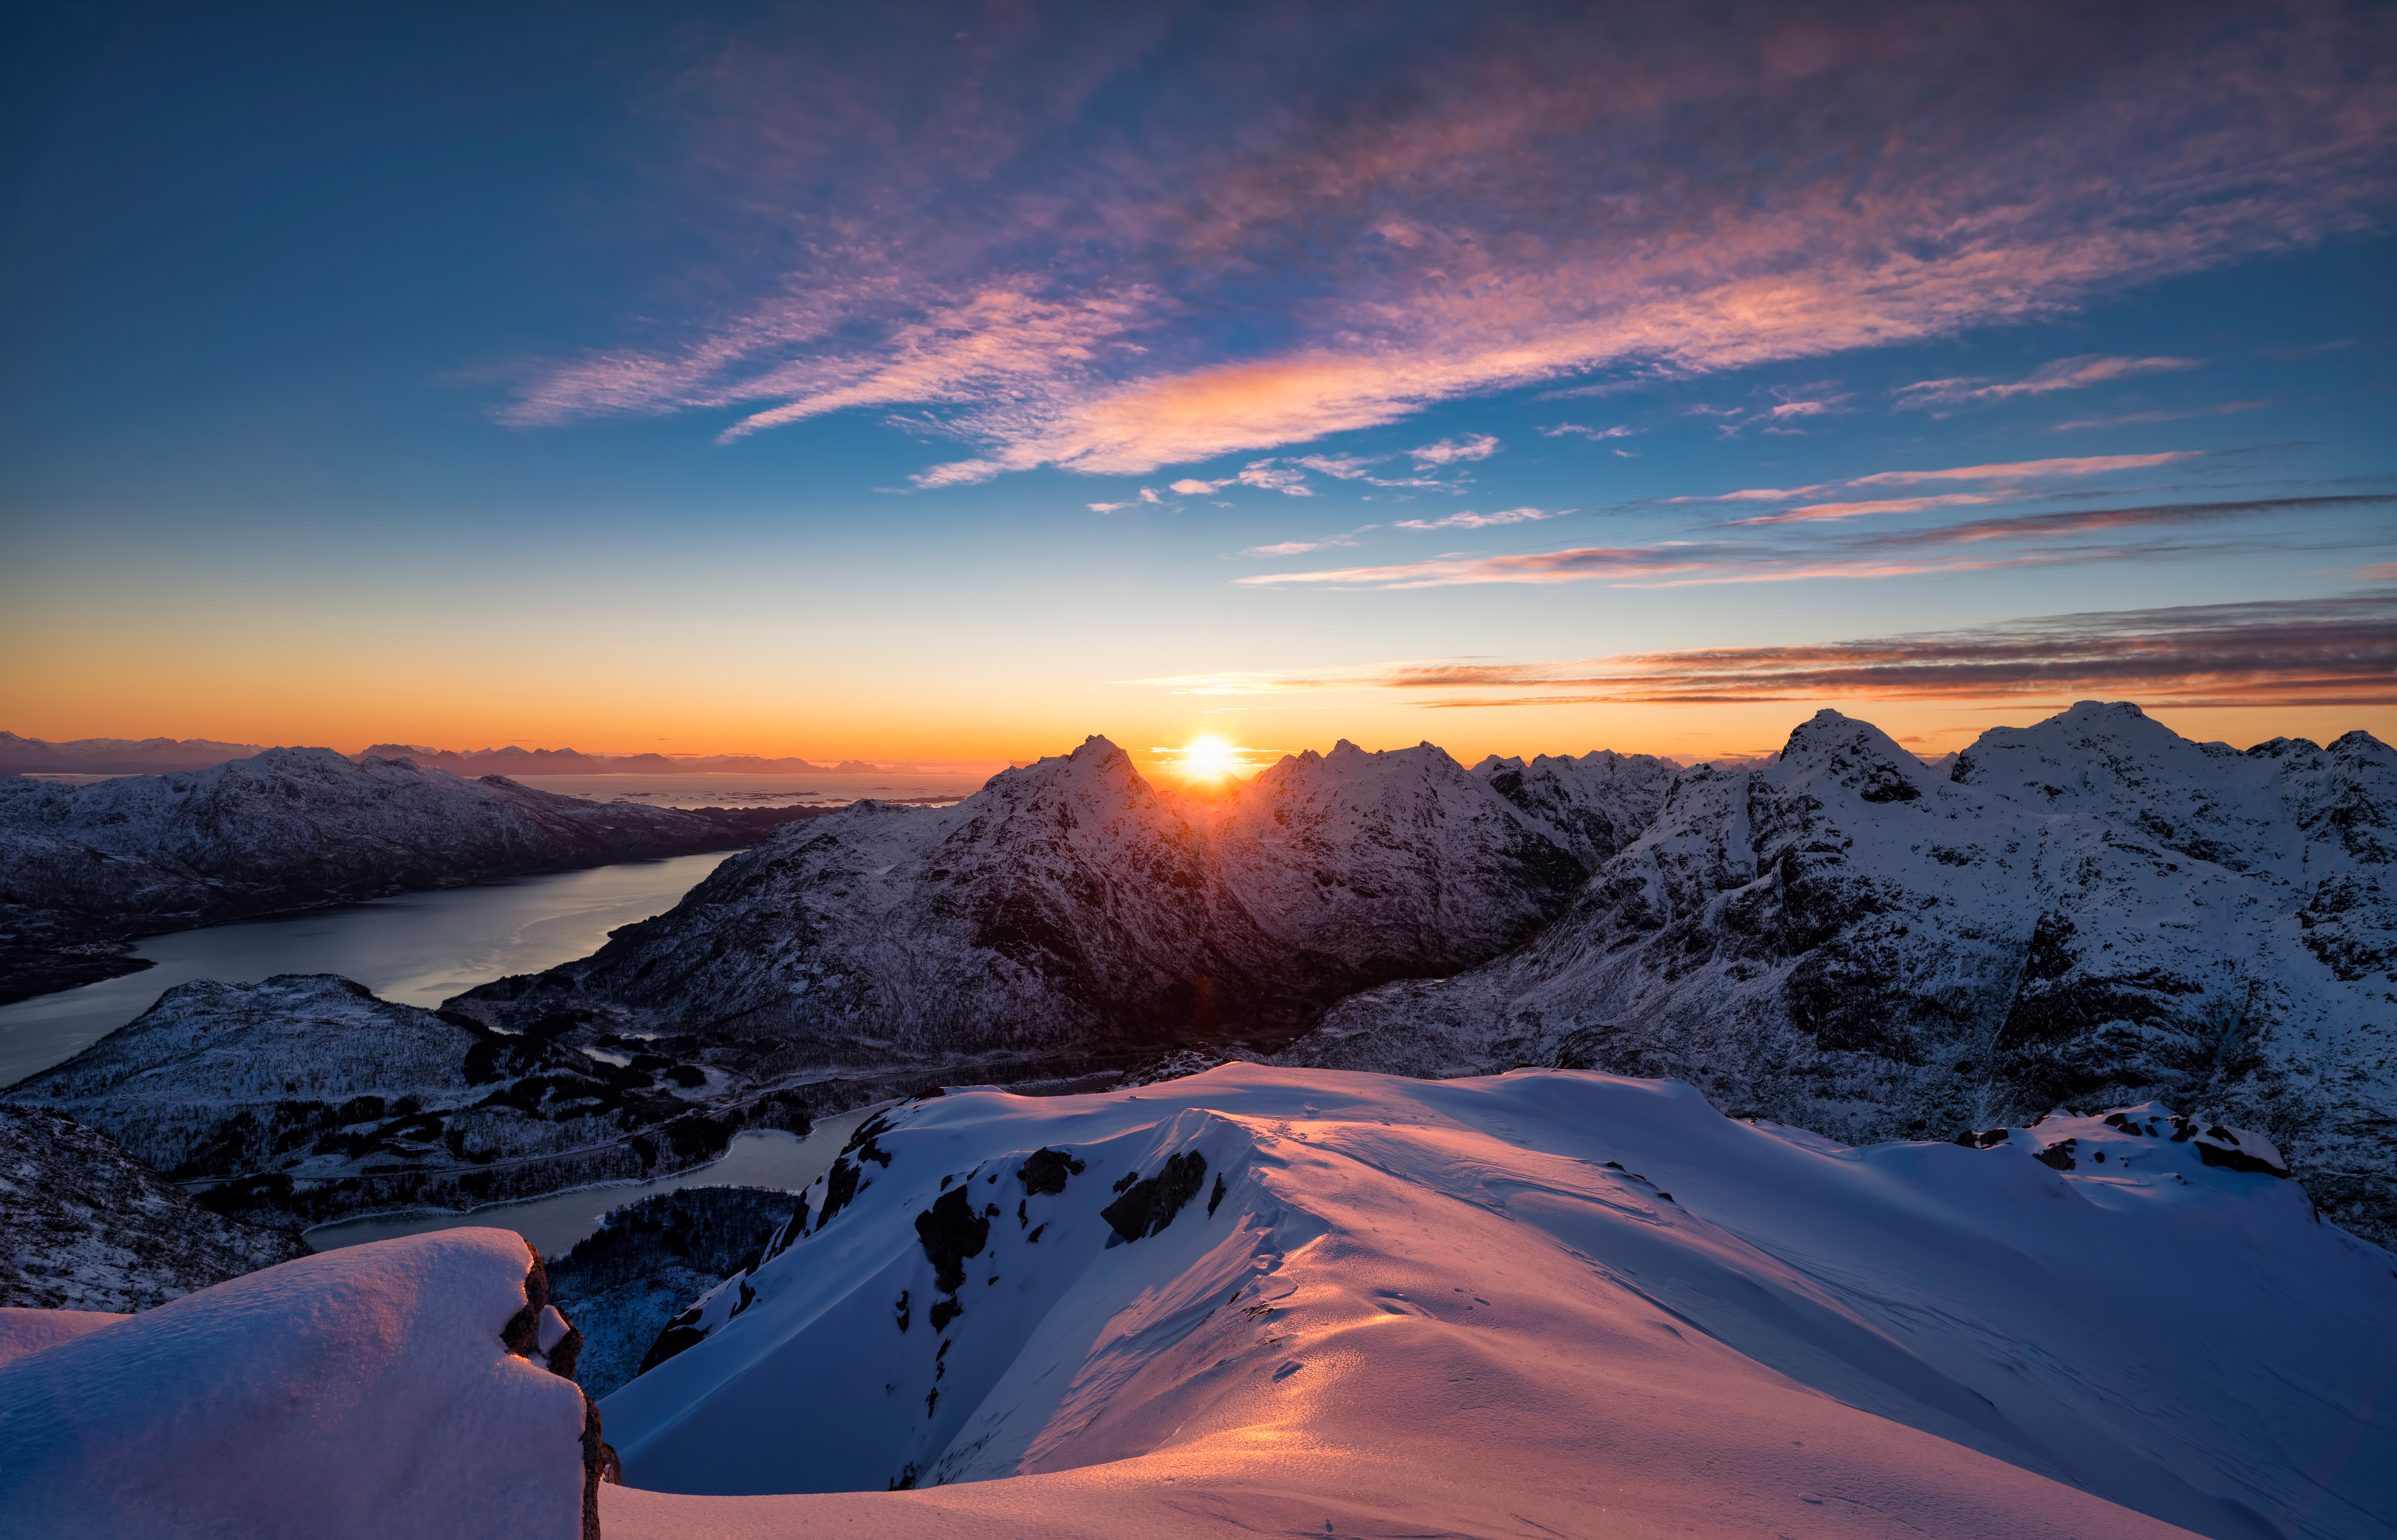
[600,1065,2394,1540]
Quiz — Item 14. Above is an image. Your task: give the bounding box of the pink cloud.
[1728,494,2006,526]
[1408,433,1500,466]
[1140,595,2397,710]
[1896,354,2204,410]
[1235,493,2395,590]
[491,8,2393,484]
[1395,507,1564,531]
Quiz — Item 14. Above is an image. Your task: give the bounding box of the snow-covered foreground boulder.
[596,1065,2395,1540]
[0,1229,608,1539]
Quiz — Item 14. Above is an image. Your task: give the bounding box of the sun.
[1178,735,1238,780]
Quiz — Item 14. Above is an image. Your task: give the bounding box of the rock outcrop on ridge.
[450,736,1674,1077]
[2,974,813,1230]
[0,1103,305,1311]
[0,747,768,1003]
[1283,703,2397,1245]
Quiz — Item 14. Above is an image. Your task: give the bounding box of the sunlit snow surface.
[600,1066,2395,1540]
[0,1230,589,1539]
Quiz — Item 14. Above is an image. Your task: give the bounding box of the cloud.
[1395,507,1565,531]
[1169,477,1227,494]
[1235,460,1313,496]
[1133,593,2397,710]
[494,6,2394,482]
[1669,452,2207,510]
[1292,454,1382,480]
[1409,433,1500,466]
[1542,424,1637,440]
[2052,401,2270,431]
[1727,494,2007,526]
[1241,523,1378,556]
[1234,493,2397,590]
[1895,354,2204,410]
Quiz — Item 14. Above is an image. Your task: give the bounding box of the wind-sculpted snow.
[0,1104,304,1311]
[0,747,756,1002]
[454,737,1666,1075]
[0,1230,605,1539]
[1287,703,2397,1246]
[4,974,808,1230]
[591,1065,2391,1540]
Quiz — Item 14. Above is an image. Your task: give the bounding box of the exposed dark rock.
[1016,1146,1086,1195]
[1100,1151,1209,1243]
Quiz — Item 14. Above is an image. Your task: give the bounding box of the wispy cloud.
[1669,452,2206,511]
[1727,494,2005,526]
[1240,530,1369,557]
[1409,433,1500,466]
[1896,354,2204,411]
[1394,507,1566,531]
[1542,424,1636,440]
[1132,594,2397,710]
[1233,493,2397,590]
[493,7,2394,483]
[2052,401,2270,432]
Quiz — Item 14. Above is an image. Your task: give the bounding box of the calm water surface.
[0,851,736,1088]
[303,1106,890,1258]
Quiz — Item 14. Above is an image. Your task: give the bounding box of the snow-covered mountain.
[7,1065,2385,1538]
[0,1103,304,1311]
[2,974,810,1230]
[1283,703,2397,1245]
[452,736,1671,1073]
[598,1065,2392,1539]
[0,748,761,1001]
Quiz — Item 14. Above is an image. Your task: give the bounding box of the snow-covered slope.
[1285,704,2397,1245]
[453,736,1666,1074]
[4,974,808,1230]
[0,1103,303,1310]
[0,1229,607,1539]
[593,1064,2392,1540]
[0,748,754,1002]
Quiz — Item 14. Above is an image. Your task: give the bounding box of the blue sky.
[2,1,2390,768]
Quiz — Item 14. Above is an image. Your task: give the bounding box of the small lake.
[0,850,737,1088]
[302,1106,890,1259]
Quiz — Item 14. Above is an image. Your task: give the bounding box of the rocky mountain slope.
[0,1103,305,1311]
[2,974,815,1230]
[594,1065,2393,1539]
[542,1187,799,1399]
[450,737,1673,1077]
[0,748,771,1002]
[1284,703,2397,1245]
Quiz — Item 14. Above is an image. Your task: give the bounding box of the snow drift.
[594,1064,2395,1540]
[0,1228,607,1539]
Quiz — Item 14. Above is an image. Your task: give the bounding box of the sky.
[2,0,2391,775]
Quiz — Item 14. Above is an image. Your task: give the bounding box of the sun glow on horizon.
[1172,735,1240,780]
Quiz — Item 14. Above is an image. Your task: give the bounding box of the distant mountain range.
[0,732,904,777]
[0,748,824,1003]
